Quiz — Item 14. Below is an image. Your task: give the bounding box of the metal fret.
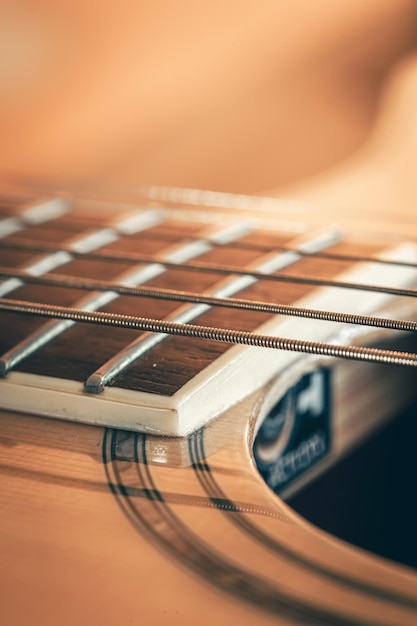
[84,235,331,392]
[67,228,119,253]
[0,226,115,299]
[2,297,416,368]
[0,199,73,295]
[0,198,70,240]
[25,251,73,276]
[0,294,107,376]
[0,208,177,373]
[0,263,157,376]
[114,208,164,234]
[0,249,74,300]
[21,198,70,224]
[0,217,23,239]
[85,224,256,390]
[0,223,252,375]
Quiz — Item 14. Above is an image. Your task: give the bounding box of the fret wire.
[24,207,166,236]
[0,269,156,375]
[0,217,24,239]
[0,207,167,293]
[0,222,251,375]
[1,297,416,368]
[83,245,311,392]
[1,239,416,299]
[0,207,178,373]
[1,267,416,334]
[3,233,417,271]
[0,199,70,240]
[55,215,185,236]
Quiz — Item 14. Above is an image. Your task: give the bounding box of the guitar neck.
[1,187,416,434]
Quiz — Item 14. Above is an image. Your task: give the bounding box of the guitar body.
[1,379,417,626]
[0,186,417,626]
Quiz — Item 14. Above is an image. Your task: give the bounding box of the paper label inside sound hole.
[254,368,331,494]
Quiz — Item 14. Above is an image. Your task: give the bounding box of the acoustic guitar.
[0,183,416,626]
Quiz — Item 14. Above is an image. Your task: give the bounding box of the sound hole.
[288,402,417,570]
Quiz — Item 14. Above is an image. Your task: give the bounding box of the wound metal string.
[0,267,416,334]
[1,239,417,298]
[1,298,417,368]
[4,232,417,270]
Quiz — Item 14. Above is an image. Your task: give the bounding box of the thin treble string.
[227,241,417,270]
[1,239,417,299]
[15,210,416,270]
[1,297,417,368]
[1,267,416,334]
[3,234,417,271]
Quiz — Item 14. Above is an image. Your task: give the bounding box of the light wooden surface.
[1,370,417,626]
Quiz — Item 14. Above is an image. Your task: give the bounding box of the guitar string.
[0,206,182,374]
[0,266,416,334]
[3,235,417,271]
[0,220,256,377]
[1,201,417,375]
[82,232,341,392]
[4,222,417,270]
[1,239,417,299]
[1,298,417,368]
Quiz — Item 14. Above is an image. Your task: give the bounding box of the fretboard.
[0,188,416,434]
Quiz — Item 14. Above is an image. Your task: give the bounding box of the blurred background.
[1,0,417,212]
